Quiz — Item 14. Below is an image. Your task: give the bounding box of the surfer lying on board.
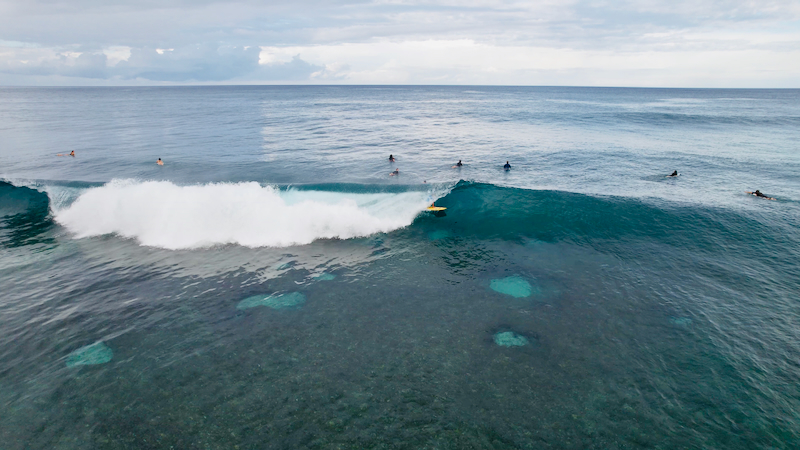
[57,151,75,157]
[667,170,678,177]
[504,161,511,170]
[390,168,399,176]
[389,154,395,162]
[452,160,463,168]
[748,190,776,200]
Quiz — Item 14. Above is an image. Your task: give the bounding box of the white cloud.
[103,46,131,65]
[251,39,800,86]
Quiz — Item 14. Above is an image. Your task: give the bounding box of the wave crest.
[54,180,438,249]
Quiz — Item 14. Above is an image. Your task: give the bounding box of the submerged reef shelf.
[65,342,113,367]
[493,331,530,347]
[490,276,539,298]
[237,292,306,310]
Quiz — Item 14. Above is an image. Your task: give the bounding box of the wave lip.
[54,180,438,249]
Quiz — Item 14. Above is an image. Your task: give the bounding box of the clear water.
[1,86,799,449]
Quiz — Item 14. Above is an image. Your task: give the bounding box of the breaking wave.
[53,180,445,249]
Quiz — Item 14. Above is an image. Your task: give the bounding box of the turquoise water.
[65,342,114,368]
[1,87,799,449]
[490,276,536,298]
[237,292,307,310]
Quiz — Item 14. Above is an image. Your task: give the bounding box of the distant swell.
[54,180,439,249]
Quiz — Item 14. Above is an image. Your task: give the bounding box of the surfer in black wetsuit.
[390,168,399,176]
[389,154,395,162]
[750,190,776,200]
[668,170,678,177]
[503,161,511,170]
[453,160,463,168]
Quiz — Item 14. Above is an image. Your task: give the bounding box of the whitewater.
[52,180,445,249]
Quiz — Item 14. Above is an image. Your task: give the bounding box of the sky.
[0,0,799,87]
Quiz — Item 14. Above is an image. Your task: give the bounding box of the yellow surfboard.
[426,206,447,211]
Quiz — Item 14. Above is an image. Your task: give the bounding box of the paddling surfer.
[503,161,511,170]
[667,170,678,177]
[749,190,776,200]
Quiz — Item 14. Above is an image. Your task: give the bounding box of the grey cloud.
[60,52,109,78]
[118,47,322,82]
[3,1,798,49]
[0,50,108,78]
[117,45,261,81]
[0,44,322,82]
[255,56,324,81]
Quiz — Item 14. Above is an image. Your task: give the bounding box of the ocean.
[1,86,799,449]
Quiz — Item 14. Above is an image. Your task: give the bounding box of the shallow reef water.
[493,331,530,347]
[490,276,537,298]
[236,292,307,310]
[65,342,113,367]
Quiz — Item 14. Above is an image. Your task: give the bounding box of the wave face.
[53,180,440,249]
[0,181,54,248]
[436,181,792,243]
[429,181,799,275]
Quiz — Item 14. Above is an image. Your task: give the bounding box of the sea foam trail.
[53,180,439,249]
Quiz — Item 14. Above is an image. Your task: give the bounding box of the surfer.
[503,161,511,170]
[452,160,463,168]
[390,168,399,176]
[749,190,776,200]
[389,154,395,162]
[157,158,164,166]
[57,151,75,157]
[668,170,678,177]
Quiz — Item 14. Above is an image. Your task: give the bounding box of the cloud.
[0,1,799,86]
[257,39,800,87]
[116,45,261,81]
[0,43,322,83]
[257,55,324,81]
[0,47,109,78]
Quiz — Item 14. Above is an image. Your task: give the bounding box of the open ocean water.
[1,86,799,449]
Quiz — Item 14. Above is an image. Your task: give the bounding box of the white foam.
[53,180,442,249]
